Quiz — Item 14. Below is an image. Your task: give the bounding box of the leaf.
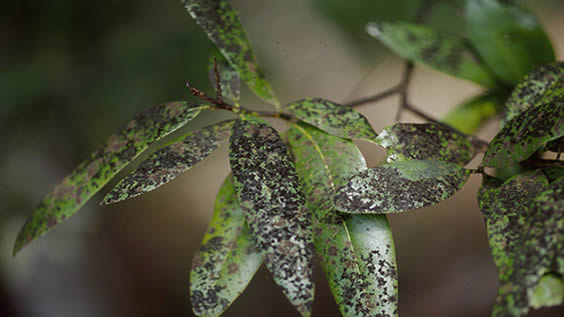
[465,0,555,86]
[228,116,314,316]
[376,122,475,165]
[183,0,278,107]
[366,21,498,87]
[530,274,564,309]
[13,102,207,255]
[505,62,564,123]
[190,174,263,317]
[209,49,241,102]
[286,97,378,143]
[287,123,397,317]
[442,92,506,135]
[490,175,564,316]
[543,167,564,183]
[482,95,564,168]
[335,160,470,214]
[102,120,235,205]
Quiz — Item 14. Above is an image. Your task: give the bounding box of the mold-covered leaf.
[102,120,235,205]
[477,170,548,284]
[491,176,564,316]
[465,0,555,86]
[13,102,207,255]
[482,95,564,168]
[366,21,498,87]
[288,123,397,317]
[505,62,564,123]
[209,50,241,102]
[335,160,470,214]
[228,116,314,316]
[376,122,475,165]
[442,92,506,135]
[190,174,263,317]
[286,97,378,143]
[183,0,278,107]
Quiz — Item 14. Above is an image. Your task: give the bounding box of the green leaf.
[287,123,397,317]
[530,274,564,309]
[482,95,564,168]
[102,120,235,205]
[442,92,506,135]
[465,0,555,86]
[366,21,498,87]
[183,0,279,107]
[490,175,564,316]
[335,160,470,214]
[209,49,241,102]
[190,174,263,317]
[505,62,564,123]
[286,97,378,143]
[13,102,207,255]
[228,116,314,316]
[376,122,475,165]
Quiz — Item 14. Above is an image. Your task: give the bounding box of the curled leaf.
[335,160,470,214]
[102,120,235,205]
[482,95,564,168]
[465,0,555,85]
[183,0,278,106]
[286,97,378,143]
[376,122,475,165]
[209,50,241,102]
[366,21,498,87]
[14,102,207,255]
[288,123,398,317]
[190,174,263,317]
[228,116,314,316]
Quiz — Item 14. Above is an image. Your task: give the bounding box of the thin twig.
[345,86,400,107]
[396,62,415,121]
[212,57,222,101]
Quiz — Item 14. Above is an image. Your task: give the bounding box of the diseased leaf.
[102,120,235,205]
[190,174,263,317]
[442,92,506,135]
[209,50,241,102]
[376,122,475,165]
[288,123,397,317]
[335,160,470,214]
[183,0,278,107]
[482,95,564,168]
[14,102,207,255]
[477,170,548,285]
[465,0,555,85]
[491,175,564,316]
[286,97,378,143]
[366,21,498,87]
[505,62,564,123]
[228,116,314,316]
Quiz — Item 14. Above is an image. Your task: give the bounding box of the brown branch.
[212,57,222,101]
[345,86,400,107]
[523,157,564,169]
[396,62,415,121]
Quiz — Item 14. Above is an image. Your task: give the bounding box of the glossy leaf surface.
[442,92,506,135]
[505,62,564,123]
[366,22,497,87]
[335,160,470,214]
[482,95,564,168]
[190,175,263,317]
[102,120,235,204]
[14,102,207,255]
[288,124,397,317]
[228,116,314,316]
[376,122,475,165]
[183,0,278,106]
[286,97,378,143]
[465,0,555,85]
[209,50,241,101]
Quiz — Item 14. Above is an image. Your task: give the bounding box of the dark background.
[1,0,563,316]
